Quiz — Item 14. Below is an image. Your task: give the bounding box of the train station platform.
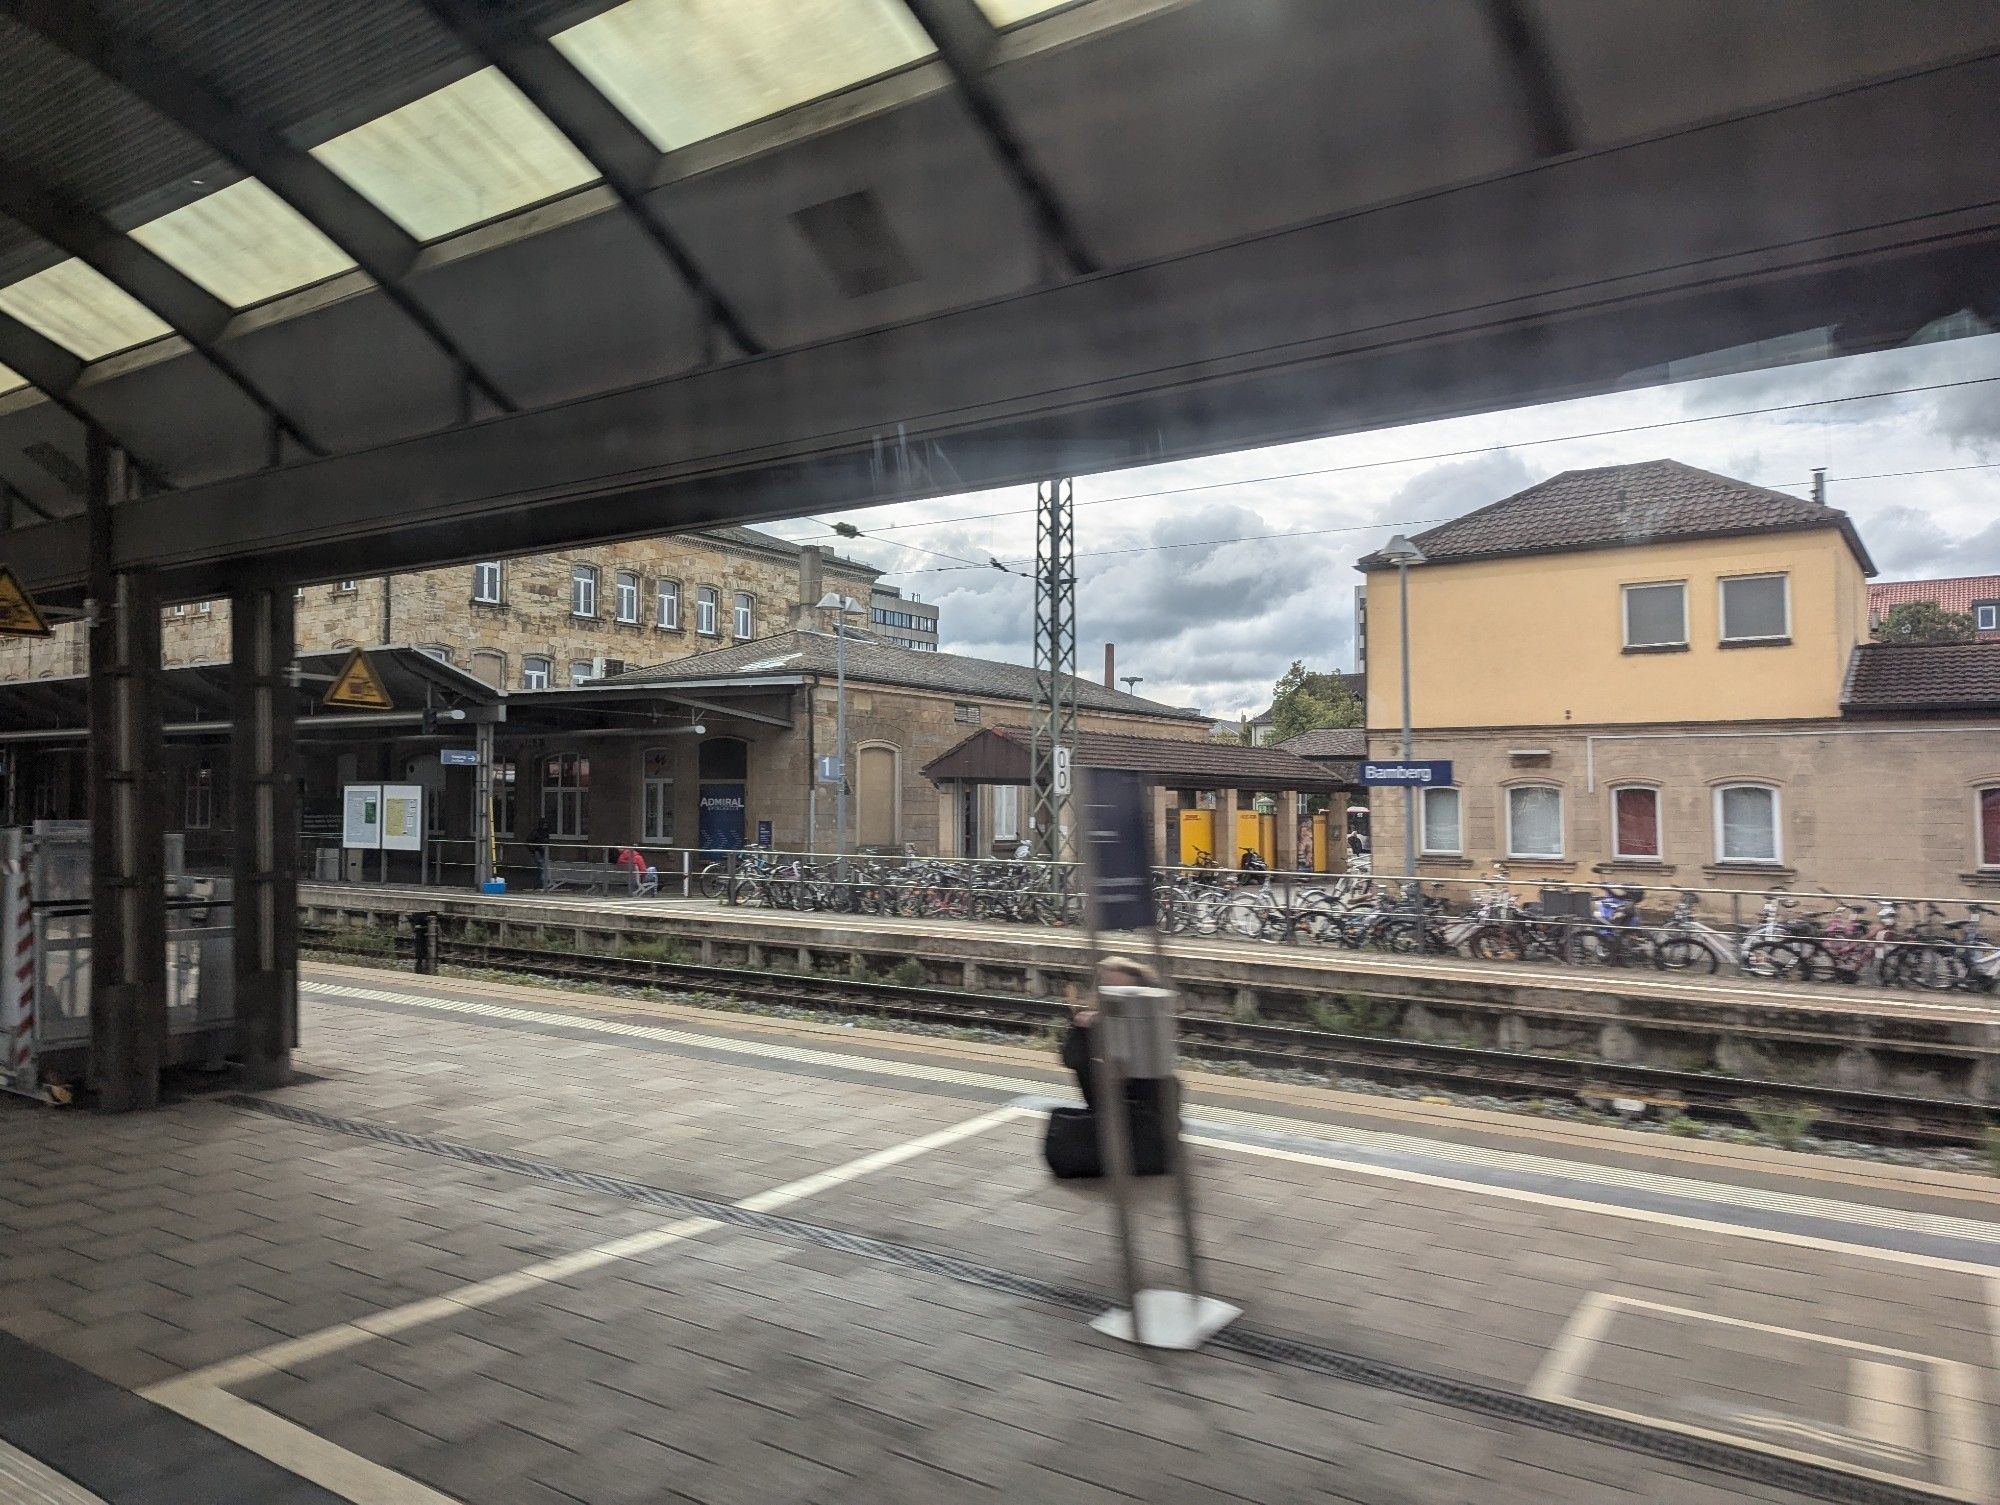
[3,962,1998,1504]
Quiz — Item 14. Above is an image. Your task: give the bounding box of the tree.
[1264,661,1363,743]
[1872,600,1976,645]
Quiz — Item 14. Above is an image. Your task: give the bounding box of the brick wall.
[0,532,877,687]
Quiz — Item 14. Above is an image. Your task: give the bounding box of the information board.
[1358,759,1454,788]
[342,784,382,850]
[1079,767,1155,934]
[380,784,424,853]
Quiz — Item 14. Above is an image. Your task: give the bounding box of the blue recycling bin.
[482,878,507,895]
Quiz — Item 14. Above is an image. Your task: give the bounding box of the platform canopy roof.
[923,725,1348,792]
[0,1,1997,604]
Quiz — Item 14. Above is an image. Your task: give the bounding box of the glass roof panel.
[0,364,23,396]
[972,0,1080,25]
[129,178,357,309]
[0,261,173,361]
[551,0,934,154]
[310,67,599,242]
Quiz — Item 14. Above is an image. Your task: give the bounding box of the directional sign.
[1358,759,1453,788]
[323,648,393,711]
[0,566,51,638]
[439,747,480,767]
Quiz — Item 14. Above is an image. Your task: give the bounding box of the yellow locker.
[1234,810,1274,867]
[1178,809,1215,867]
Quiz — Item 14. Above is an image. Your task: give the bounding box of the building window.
[569,659,594,686]
[492,759,517,838]
[643,748,674,843]
[337,579,357,593]
[1715,783,1781,864]
[993,785,1020,842]
[1419,787,1461,855]
[417,645,451,664]
[657,578,681,629]
[183,764,214,831]
[695,586,719,635]
[1719,573,1789,643]
[1621,581,1686,648]
[294,586,304,600]
[615,570,640,624]
[172,603,187,617]
[953,702,980,724]
[541,752,589,839]
[571,564,598,618]
[734,592,754,639]
[521,656,551,690]
[1977,604,1999,632]
[197,600,212,614]
[1978,787,2000,870]
[1612,786,1661,860]
[1506,785,1563,859]
[472,561,502,604]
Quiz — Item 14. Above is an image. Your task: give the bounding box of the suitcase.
[1042,1100,1173,1180]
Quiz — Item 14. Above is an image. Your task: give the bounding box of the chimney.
[1811,467,1827,506]
[796,545,824,627]
[1103,642,1116,689]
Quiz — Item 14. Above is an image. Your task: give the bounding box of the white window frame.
[337,579,357,593]
[571,564,598,619]
[1978,604,1999,632]
[992,785,1020,842]
[472,561,502,604]
[1610,784,1664,861]
[1418,786,1461,856]
[520,655,552,691]
[1505,784,1564,860]
[1713,783,1783,865]
[615,570,640,624]
[1977,785,2000,871]
[657,578,681,629]
[642,748,674,843]
[1718,572,1790,644]
[695,586,719,636]
[197,600,212,614]
[1620,580,1687,648]
[734,591,754,639]
[172,603,187,617]
[569,660,594,686]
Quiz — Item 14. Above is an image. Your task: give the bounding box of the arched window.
[1610,785,1662,861]
[1976,786,2000,871]
[857,745,900,850]
[469,649,506,688]
[696,586,720,636]
[657,578,681,629]
[734,592,754,639]
[1505,784,1563,859]
[1714,783,1781,864]
[615,570,640,623]
[521,656,552,690]
[571,564,598,618]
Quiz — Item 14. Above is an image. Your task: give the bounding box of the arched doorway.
[697,737,748,854]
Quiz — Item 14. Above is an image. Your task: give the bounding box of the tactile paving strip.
[230,1092,1953,1505]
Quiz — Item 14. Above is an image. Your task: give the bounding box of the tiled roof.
[1868,575,2000,637]
[604,630,1205,720]
[1274,727,1366,759]
[1841,642,2000,712]
[1357,460,1876,574]
[693,526,878,578]
[923,726,1348,791]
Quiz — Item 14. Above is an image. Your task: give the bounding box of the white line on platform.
[146,1103,1025,1505]
[312,979,2000,1250]
[1186,1134,2000,1277]
[0,1440,106,1505]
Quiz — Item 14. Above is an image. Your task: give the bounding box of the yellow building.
[1357,460,2000,899]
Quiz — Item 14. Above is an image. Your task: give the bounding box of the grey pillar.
[86,432,168,1112]
[473,718,494,889]
[231,585,298,1088]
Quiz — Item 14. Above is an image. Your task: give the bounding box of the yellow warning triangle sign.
[0,566,51,638]
[323,648,394,711]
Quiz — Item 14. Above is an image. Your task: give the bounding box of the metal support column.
[473,718,495,890]
[1029,477,1077,862]
[86,431,168,1112]
[230,584,297,1088]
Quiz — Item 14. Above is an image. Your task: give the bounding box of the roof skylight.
[0,261,173,360]
[310,67,598,242]
[129,178,356,308]
[551,0,934,154]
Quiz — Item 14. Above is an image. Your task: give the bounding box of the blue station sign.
[1358,759,1453,788]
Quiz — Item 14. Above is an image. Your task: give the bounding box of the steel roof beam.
[899,0,1096,276]
[1481,0,1577,159]
[0,309,169,494]
[415,0,765,358]
[0,160,324,457]
[3,0,518,415]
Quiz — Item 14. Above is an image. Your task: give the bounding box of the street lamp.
[816,592,865,858]
[1376,534,1427,882]
[1120,675,1143,695]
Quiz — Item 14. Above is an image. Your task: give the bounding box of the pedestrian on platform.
[529,816,553,889]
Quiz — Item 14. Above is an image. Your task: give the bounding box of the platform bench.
[542,861,658,897]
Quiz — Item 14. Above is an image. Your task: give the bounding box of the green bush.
[1309,995,1401,1037]
[624,936,689,964]
[1663,1114,1702,1138]
[1982,1125,2000,1177]
[888,957,925,989]
[1741,1098,1819,1150]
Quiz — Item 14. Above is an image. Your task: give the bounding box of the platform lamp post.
[1377,534,1427,882]
[816,592,865,864]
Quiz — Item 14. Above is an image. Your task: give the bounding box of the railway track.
[302,927,1993,1147]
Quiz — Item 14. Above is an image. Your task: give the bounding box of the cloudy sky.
[762,330,2000,722]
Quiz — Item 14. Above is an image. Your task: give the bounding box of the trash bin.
[409,912,437,975]
[482,878,506,895]
[1098,985,1178,1080]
